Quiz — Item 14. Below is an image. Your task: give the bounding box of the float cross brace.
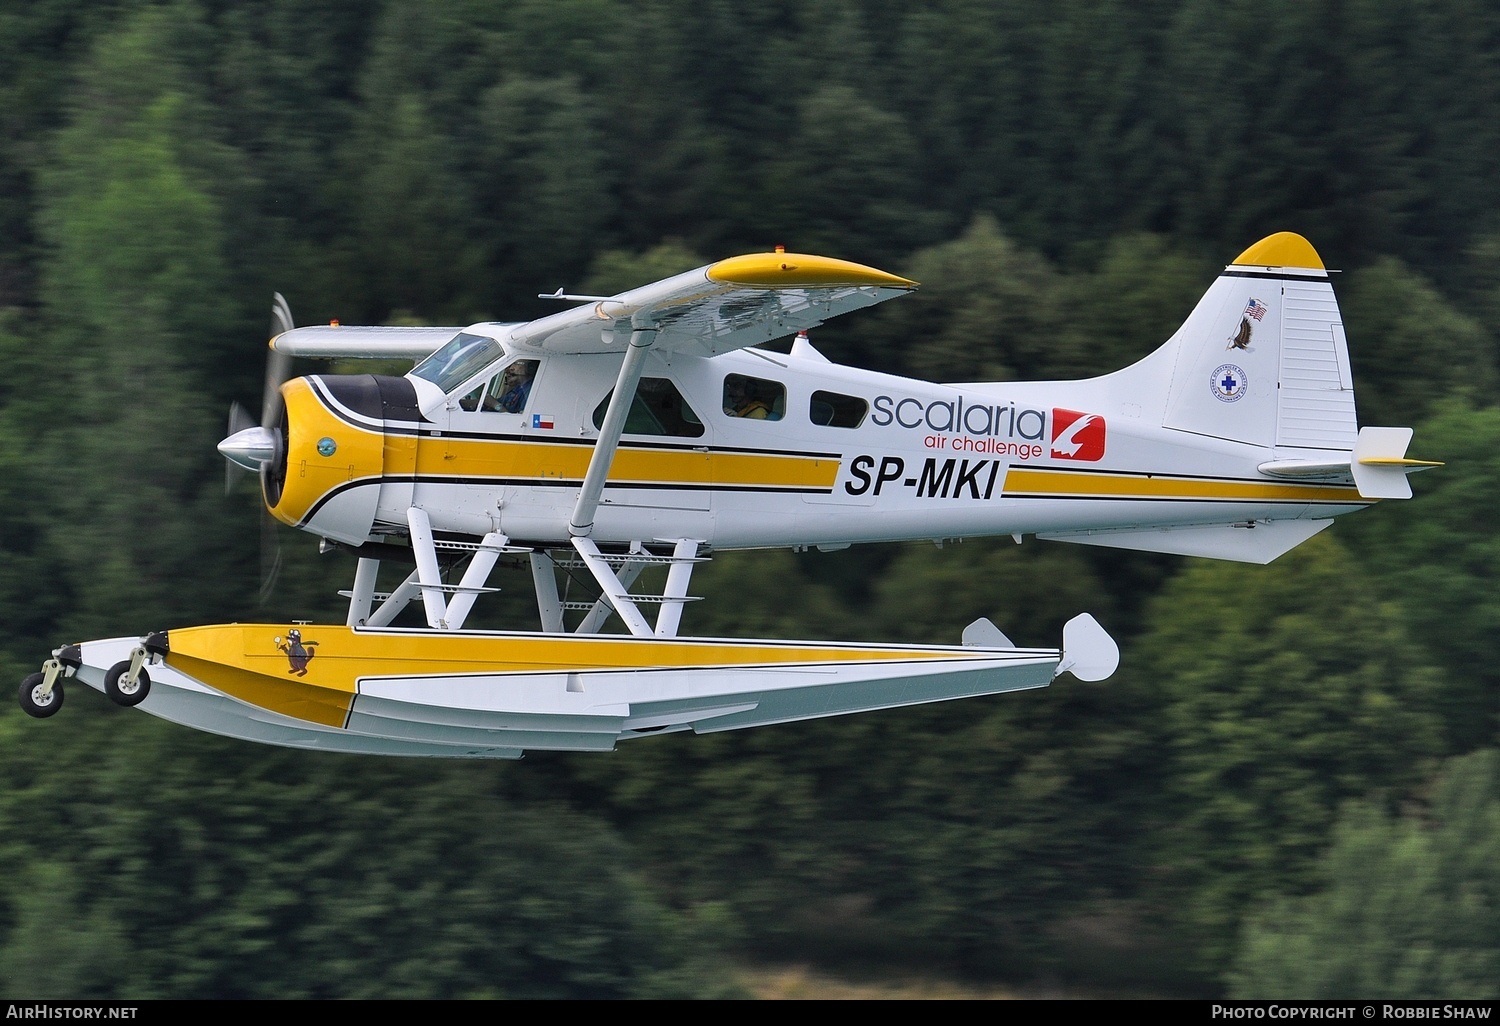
[343,512,517,631]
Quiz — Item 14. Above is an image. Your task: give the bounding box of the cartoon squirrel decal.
[274,628,318,676]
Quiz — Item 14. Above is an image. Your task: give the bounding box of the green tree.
[580,240,708,298]
[35,4,261,638]
[1054,233,1219,379]
[866,537,1114,647]
[1228,750,1500,999]
[471,75,613,316]
[0,313,73,676]
[847,216,1067,381]
[1131,533,1446,978]
[341,91,486,322]
[757,83,942,266]
[1339,400,1500,753]
[0,712,736,998]
[202,0,385,329]
[0,3,85,305]
[560,538,1162,979]
[1337,257,1495,430]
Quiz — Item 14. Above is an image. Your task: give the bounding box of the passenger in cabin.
[723,375,776,420]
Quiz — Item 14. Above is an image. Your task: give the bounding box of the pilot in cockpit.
[490,361,535,413]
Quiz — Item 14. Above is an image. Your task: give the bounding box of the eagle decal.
[1227,297,1268,351]
[1227,316,1252,350]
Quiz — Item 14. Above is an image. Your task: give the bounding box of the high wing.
[271,325,466,360]
[505,251,916,356]
[268,250,916,360]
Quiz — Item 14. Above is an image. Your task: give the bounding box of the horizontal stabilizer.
[1057,614,1118,682]
[1257,457,1354,481]
[1351,426,1442,500]
[1258,431,1440,500]
[1039,518,1334,564]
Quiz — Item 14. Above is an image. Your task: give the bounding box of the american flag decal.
[1244,298,1268,322]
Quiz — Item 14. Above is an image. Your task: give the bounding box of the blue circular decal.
[1210,364,1248,403]
[317,436,337,457]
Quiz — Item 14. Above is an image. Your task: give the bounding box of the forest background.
[0,0,1497,999]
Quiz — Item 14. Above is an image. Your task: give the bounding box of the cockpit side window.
[412,332,507,394]
[591,378,704,437]
[722,373,785,421]
[458,360,538,413]
[809,390,868,428]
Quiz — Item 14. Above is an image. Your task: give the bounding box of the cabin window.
[412,332,507,394]
[458,360,538,413]
[809,390,868,428]
[722,374,785,421]
[592,377,705,437]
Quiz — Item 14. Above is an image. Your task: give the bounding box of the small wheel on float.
[18,672,64,718]
[103,661,151,707]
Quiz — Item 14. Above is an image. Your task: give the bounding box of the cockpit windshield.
[411,332,507,393]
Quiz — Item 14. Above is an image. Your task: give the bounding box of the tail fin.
[1039,233,1439,564]
[1159,232,1356,452]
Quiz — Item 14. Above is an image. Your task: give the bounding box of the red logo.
[1050,409,1106,461]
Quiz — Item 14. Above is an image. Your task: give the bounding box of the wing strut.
[569,323,657,538]
[562,322,666,638]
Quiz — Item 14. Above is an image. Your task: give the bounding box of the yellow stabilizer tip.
[1359,457,1445,467]
[1232,232,1325,270]
[708,252,917,289]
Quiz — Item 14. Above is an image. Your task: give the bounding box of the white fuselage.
[353,343,1363,552]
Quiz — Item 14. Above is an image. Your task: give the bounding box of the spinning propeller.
[218,293,296,601]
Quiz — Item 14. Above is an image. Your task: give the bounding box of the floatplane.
[19,233,1435,758]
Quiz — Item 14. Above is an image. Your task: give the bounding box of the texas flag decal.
[1050,409,1106,461]
[532,414,554,430]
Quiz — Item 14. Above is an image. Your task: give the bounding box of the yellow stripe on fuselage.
[272,377,842,526]
[166,624,990,726]
[414,436,839,489]
[274,375,1363,531]
[1003,467,1362,504]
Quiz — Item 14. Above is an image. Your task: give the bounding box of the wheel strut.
[16,631,170,718]
[104,631,169,708]
[17,644,81,719]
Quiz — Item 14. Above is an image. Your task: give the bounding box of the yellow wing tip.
[708,252,918,289]
[1232,232,1325,270]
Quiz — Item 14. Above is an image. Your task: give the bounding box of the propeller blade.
[219,294,291,605]
[259,504,283,607]
[262,292,295,430]
[229,400,255,434]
